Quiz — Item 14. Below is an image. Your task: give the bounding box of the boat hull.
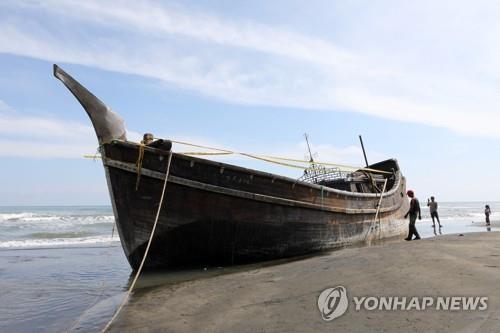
[52,64,410,271]
[102,141,409,270]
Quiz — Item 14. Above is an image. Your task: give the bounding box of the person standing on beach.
[485,205,491,226]
[404,190,421,241]
[427,196,442,228]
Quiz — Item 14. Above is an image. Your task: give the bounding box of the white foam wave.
[0,213,114,227]
[0,212,35,221]
[22,215,114,223]
[420,212,500,223]
[0,235,120,249]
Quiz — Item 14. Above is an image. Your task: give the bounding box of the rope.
[239,152,307,169]
[362,171,381,193]
[67,223,120,331]
[260,155,389,174]
[375,179,388,240]
[135,144,145,191]
[171,139,390,174]
[83,154,102,159]
[364,178,388,241]
[320,185,324,207]
[85,138,390,175]
[67,281,108,331]
[100,151,173,333]
[177,151,233,156]
[170,139,232,153]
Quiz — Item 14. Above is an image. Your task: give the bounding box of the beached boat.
[53,64,409,270]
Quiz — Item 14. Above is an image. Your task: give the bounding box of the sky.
[0,0,499,205]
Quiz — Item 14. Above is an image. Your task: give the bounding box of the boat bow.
[53,64,126,144]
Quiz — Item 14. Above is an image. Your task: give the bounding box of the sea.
[0,203,499,332]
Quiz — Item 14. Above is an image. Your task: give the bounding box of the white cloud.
[8,0,354,68]
[0,139,97,158]
[0,99,375,169]
[0,100,99,158]
[0,112,93,139]
[0,110,373,171]
[0,0,499,139]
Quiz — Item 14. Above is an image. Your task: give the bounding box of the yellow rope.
[170,140,390,174]
[177,151,233,156]
[170,139,232,153]
[83,154,102,159]
[364,178,388,241]
[86,138,390,175]
[135,143,145,191]
[260,155,388,174]
[239,153,307,169]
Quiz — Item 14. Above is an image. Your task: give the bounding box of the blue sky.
[0,0,499,205]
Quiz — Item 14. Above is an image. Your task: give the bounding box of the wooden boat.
[53,64,409,270]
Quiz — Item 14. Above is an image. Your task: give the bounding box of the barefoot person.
[485,205,491,226]
[404,190,421,241]
[427,196,442,228]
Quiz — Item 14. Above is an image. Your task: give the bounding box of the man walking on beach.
[404,190,421,241]
[427,196,442,228]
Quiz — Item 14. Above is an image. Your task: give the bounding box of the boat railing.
[298,164,351,184]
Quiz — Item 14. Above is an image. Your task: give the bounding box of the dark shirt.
[147,139,172,151]
[485,208,491,216]
[407,198,421,217]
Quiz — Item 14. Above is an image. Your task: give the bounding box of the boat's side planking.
[101,140,409,269]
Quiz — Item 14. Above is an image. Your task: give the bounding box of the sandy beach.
[5,2,500,332]
[1,204,498,332]
[109,232,500,333]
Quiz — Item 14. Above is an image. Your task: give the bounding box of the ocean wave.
[0,213,114,227]
[420,213,499,222]
[443,213,486,219]
[0,212,35,221]
[27,231,95,239]
[0,235,120,249]
[438,205,477,209]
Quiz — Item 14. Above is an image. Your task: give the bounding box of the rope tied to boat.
[169,139,391,175]
[101,151,173,332]
[364,178,388,241]
[320,185,324,207]
[135,143,146,191]
[85,138,391,175]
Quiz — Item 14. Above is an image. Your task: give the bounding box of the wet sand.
[0,245,129,333]
[471,220,500,228]
[110,232,500,333]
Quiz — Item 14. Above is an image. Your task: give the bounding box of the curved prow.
[53,64,127,144]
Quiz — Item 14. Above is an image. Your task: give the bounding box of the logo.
[317,286,348,321]
[317,285,488,322]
